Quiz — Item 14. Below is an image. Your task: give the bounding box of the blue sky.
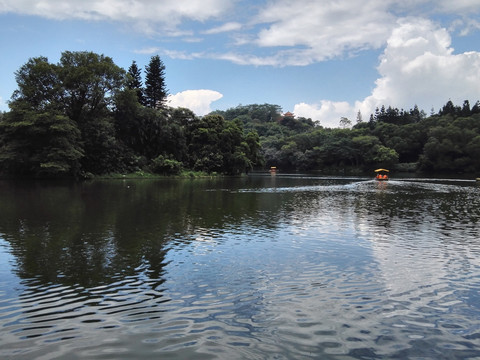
[1,0,479,127]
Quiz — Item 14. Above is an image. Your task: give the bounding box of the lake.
[1,175,480,359]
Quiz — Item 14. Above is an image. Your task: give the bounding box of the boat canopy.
[374,169,389,172]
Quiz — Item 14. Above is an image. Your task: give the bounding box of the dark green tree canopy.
[2,51,480,178]
[2,51,126,177]
[1,51,266,178]
[11,56,60,111]
[58,51,126,122]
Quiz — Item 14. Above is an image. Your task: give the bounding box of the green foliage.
[419,114,480,173]
[250,99,480,173]
[214,103,282,123]
[144,55,168,109]
[150,155,183,175]
[127,60,145,105]
[11,56,59,111]
[184,114,261,175]
[0,105,83,177]
[369,145,399,167]
[58,51,125,122]
[79,114,122,175]
[3,52,479,178]
[1,52,267,178]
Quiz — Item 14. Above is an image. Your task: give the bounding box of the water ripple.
[1,178,480,358]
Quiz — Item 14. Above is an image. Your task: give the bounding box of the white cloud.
[436,0,480,14]
[203,22,242,35]
[214,52,279,66]
[3,0,478,65]
[199,0,392,66]
[450,18,480,36]
[203,0,480,66]
[163,50,205,60]
[294,101,354,128]
[360,18,480,115]
[254,0,394,64]
[134,47,162,55]
[0,0,232,32]
[293,18,480,127]
[167,89,223,116]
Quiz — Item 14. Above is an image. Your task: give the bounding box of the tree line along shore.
[1,51,479,178]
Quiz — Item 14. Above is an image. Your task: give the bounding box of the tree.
[216,103,282,123]
[439,100,460,116]
[461,100,471,116]
[57,51,126,174]
[472,101,480,114]
[144,55,168,109]
[356,110,363,124]
[2,55,86,177]
[10,56,60,111]
[370,145,399,167]
[187,114,224,173]
[0,104,83,177]
[127,60,145,105]
[339,117,352,129]
[244,130,264,170]
[2,51,127,177]
[58,51,126,122]
[185,114,261,174]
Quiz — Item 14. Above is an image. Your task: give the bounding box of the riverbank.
[95,170,221,180]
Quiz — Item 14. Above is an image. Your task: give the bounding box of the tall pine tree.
[127,60,145,105]
[144,55,168,109]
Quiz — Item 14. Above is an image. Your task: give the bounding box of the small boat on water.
[375,168,389,181]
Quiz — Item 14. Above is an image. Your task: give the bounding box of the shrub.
[150,155,183,175]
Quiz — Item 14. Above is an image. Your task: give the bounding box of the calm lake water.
[1,175,480,359]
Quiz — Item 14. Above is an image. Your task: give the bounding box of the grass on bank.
[96,170,217,179]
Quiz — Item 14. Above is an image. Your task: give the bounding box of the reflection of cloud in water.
[246,177,480,353]
[352,180,480,343]
[2,177,480,358]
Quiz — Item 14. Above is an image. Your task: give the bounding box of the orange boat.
[374,168,389,181]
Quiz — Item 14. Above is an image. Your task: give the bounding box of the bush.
[150,155,183,175]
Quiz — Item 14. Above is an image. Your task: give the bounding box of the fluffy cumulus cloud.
[294,101,352,128]
[167,90,223,116]
[294,18,480,127]
[252,0,395,66]
[203,0,480,66]
[359,18,480,117]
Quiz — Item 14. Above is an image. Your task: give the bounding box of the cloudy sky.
[1,0,479,127]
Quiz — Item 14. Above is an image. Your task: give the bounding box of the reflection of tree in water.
[0,178,287,289]
[0,181,168,288]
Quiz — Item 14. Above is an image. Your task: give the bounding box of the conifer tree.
[127,60,145,105]
[144,55,168,109]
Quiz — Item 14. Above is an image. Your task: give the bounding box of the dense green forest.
[1,51,480,178]
[0,51,262,178]
[212,101,480,175]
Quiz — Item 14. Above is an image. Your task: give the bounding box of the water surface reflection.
[1,176,480,359]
